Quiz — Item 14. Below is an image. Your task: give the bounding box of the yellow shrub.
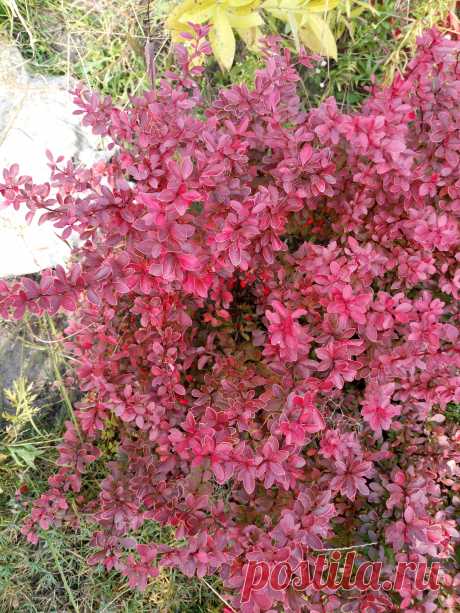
[166,0,339,70]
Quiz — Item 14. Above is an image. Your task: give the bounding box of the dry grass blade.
[2,0,35,49]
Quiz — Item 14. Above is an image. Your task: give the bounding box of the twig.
[4,0,35,51]
[143,0,157,88]
[201,577,237,613]
[44,315,82,440]
[28,322,95,344]
[310,541,378,553]
[46,536,80,613]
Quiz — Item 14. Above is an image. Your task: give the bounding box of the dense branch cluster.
[1,29,459,612]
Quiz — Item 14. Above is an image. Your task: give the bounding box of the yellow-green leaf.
[210,9,236,70]
[167,0,208,24]
[299,13,337,58]
[281,0,304,8]
[7,443,42,469]
[167,0,215,32]
[306,0,339,11]
[178,5,216,24]
[228,0,261,6]
[262,0,303,19]
[228,11,264,29]
[287,11,301,50]
[236,25,263,50]
[352,0,378,15]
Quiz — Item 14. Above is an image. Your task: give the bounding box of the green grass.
[0,518,223,612]
[0,0,172,101]
[0,522,224,612]
[320,0,400,108]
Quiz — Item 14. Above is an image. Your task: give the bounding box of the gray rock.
[0,323,51,415]
[0,40,103,278]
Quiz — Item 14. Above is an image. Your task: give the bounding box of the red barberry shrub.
[1,28,460,612]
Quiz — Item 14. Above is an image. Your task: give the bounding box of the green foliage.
[295,0,457,109]
[317,0,398,107]
[446,402,460,424]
